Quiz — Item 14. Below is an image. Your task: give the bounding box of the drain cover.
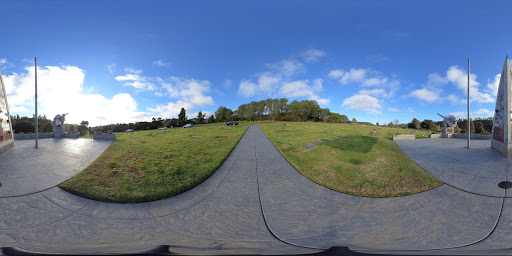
[498,181,512,189]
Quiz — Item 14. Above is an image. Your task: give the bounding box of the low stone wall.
[0,139,13,154]
[392,134,416,141]
[64,132,79,138]
[429,134,442,139]
[93,133,116,140]
[452,133,491,140]
[14,132,79,140]
[14,133,53,140]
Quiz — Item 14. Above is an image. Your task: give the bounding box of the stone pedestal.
[53,126,65,138]
[492,56,512,156]
[441,126,454,138]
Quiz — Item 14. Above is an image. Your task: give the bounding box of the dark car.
[224,121,238,126]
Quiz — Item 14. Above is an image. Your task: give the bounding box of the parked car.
[224,121,238,126]
[183,124,193,128]
[125,129,134,132]
[158,127,168,130]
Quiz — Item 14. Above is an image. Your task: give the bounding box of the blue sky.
[0,1,510,126]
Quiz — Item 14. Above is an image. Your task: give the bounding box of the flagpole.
[34,57,39,149]
[467,58,470,149]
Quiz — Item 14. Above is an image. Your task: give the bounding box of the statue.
[437,113,457,137]
[51,113,68,137]
[51,113,68,127]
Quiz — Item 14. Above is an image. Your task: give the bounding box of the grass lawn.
[60,125,248,203]
[259,122,442,197]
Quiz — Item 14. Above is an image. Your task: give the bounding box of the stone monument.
[492,56,512,156]
[437,113,457,138]
[0,68,13,154]
[51,113,68,138]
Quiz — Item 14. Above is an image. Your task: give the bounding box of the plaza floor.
[0,128,511,255]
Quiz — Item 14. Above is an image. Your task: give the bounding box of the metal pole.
[467,58,470,148]
[35,57,38,149]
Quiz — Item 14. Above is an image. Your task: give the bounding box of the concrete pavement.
[0,128,510,255]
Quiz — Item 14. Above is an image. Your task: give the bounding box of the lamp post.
[35,57,38,149]
[467,58,470,149]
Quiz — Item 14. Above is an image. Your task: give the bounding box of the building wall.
[0,69,13,154]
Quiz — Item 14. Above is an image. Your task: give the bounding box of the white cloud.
[447,94,463,105]
[328,69,344,79]
[115,68,155,91]
[302,49,326,63]
[360,89,385,96]
[4,65,150,126]
[342,94,382,114]
[362,77,387,86]
[237,55,327,105]
[387,107,400,112]
[278,79,329,106]
[472,108,493,117]
[340,68,367,85]
[487,73,500,97]
[153,60,169,67]
[266,59,305,77]
[427,72,448,86]
[151,77,215,118]
[238,80,258,98]
[0,58,15,69]
[408,88,440,102]
[450,109,493,119]
[446,65,493,103]
[408,107,415,113]
[279,80,313,98]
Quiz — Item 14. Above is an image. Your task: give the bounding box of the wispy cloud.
[301,49,326,63]
[153,60,170,67]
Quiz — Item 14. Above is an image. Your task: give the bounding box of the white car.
[158,127,168,130]
[125,129,134,132]
[183,124,193,128]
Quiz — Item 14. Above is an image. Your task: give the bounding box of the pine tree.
[177,108,187,127]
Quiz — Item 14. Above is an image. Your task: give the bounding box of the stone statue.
[437,113,457,137]
[51,113,68,137]
[437,113,457,128]
[51,113,68,127]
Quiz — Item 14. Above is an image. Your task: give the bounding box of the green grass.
[259,122,442,197]
[59,125,248,203]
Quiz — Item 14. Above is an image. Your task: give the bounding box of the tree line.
[10,98,358,134]
[403,117,493,134]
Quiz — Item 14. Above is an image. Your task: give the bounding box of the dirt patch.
[126,166,144,180]
[214,136,228,139]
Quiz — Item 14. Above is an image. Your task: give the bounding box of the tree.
[14,120,35,133]
[475,121,484,133]
[215,106,233,122]
[393,119,399,126]
[42,122,53,133]
[78,120,89,136]
[351,118,357,123]
[460,119,476,134]
[376,122,379,126]
[388,122,394,127]
[177,108,187,127]
[409,118,421,129]
[197,111,204,124]
[421,119,436,131]
[208,114,215,123]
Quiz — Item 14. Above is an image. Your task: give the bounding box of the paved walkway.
[0,138,113,197]
[0,128,511,255]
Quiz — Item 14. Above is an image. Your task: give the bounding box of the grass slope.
[260,122,442,197]
[60,125,248,203]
